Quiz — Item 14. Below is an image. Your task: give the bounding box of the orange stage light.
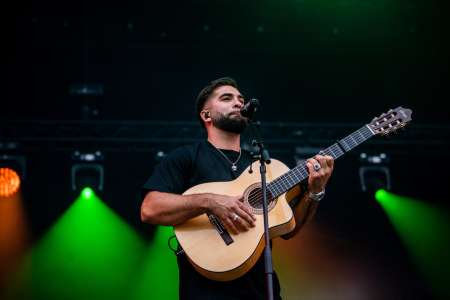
[0,167,21,198]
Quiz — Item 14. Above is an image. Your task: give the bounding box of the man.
[140,77,334,299]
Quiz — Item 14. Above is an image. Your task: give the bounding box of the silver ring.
[313,163,321,171]
[232,214,239,221]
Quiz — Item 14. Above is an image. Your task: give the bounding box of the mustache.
[229,110,245,117]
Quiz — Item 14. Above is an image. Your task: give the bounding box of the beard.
[212,112,248,134]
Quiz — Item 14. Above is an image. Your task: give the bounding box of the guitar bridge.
[207,214,234,246]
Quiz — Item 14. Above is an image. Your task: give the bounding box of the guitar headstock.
[369,107,412,136]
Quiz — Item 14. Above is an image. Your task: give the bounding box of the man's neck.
[207,128,241,152]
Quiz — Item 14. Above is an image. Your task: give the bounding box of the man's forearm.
[140,191,211,226]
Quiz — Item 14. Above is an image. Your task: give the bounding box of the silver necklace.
[214,147,242,171]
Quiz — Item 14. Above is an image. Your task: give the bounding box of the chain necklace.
[214,147,242,171]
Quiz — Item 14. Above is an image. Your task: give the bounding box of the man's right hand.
[207,194,256,234]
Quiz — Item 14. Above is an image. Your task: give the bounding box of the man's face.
[204,85,248,134]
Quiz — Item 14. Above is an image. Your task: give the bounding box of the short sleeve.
[141,146,193,198]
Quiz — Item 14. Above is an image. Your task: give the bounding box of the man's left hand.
[305,154,334,193]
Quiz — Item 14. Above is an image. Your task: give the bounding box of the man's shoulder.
[163,140,207,161]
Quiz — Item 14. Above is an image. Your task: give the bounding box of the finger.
[314,155,327,169]
[229,211,249,231]
[224,218,239,235]
[236,194,245,202]
[325,155,334,169]
[306,160,315,174]
[236,206,256,227]
[307,158,319,166]
[307,158,320,173]
[306,162,321,185]
[314,154,324,161]
[316,155,331,176]
[238,202,256,221]
[233,214,251,231]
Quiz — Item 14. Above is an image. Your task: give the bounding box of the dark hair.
[195,77,239,127]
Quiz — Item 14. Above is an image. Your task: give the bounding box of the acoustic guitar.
[174,107,412,281]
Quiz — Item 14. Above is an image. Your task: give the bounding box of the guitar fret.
[347,136,357,149]
[284,177,292,189]
[329,145,338,158]
[358,129,367,141]
[349,134,358,146]
[273,177,283,195]
[332,144,345,158]
[353,132,361,143]
[267,181,277,194]
[353,133,362,145]
[364,125,375,138]
[356,130,365,142]
[339,139,351,152]
[267,185,276,197]
[272,185,280,196]
[293,170,301,182]
[322,146,341,159]
[286,174,293,187]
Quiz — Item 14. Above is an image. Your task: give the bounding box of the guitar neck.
[267,125,375,198]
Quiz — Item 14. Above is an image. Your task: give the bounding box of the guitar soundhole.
[245,184,276,214]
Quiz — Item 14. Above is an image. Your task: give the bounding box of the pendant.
[231,164,237,171]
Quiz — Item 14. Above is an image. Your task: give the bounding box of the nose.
[234,97,244,109]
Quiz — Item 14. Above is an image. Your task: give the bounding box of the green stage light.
[376,189,450,299]
[132,226,179,300]
[71,151,104,193]
[375,189,388,202]
[81,187,94,199]
[18,191,146,300]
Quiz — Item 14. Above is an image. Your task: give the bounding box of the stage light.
[375,189,389,201]
[359,153,391,193]
[0,154,26,198]
[375,189,450,298]
[71,151,104,193]
[155,150,166,162]
[0,168,20,197]
[81,187,94,200]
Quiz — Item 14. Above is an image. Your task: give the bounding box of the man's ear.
[201,110,210,121]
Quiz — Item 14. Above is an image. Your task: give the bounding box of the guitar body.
[174,159,298,281]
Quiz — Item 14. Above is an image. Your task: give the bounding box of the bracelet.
[309,189,325,202]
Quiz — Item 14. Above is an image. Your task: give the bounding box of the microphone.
[240,98,260,119]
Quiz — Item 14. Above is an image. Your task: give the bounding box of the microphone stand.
[247,118,274,300]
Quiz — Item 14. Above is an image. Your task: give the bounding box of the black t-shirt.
[142,140,281,300]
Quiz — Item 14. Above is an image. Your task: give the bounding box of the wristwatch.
[309,189,325,202]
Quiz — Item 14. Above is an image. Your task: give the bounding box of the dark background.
[2,0,450,299]
[5,0,449,123]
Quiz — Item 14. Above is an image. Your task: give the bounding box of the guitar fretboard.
[267,125,375,198]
